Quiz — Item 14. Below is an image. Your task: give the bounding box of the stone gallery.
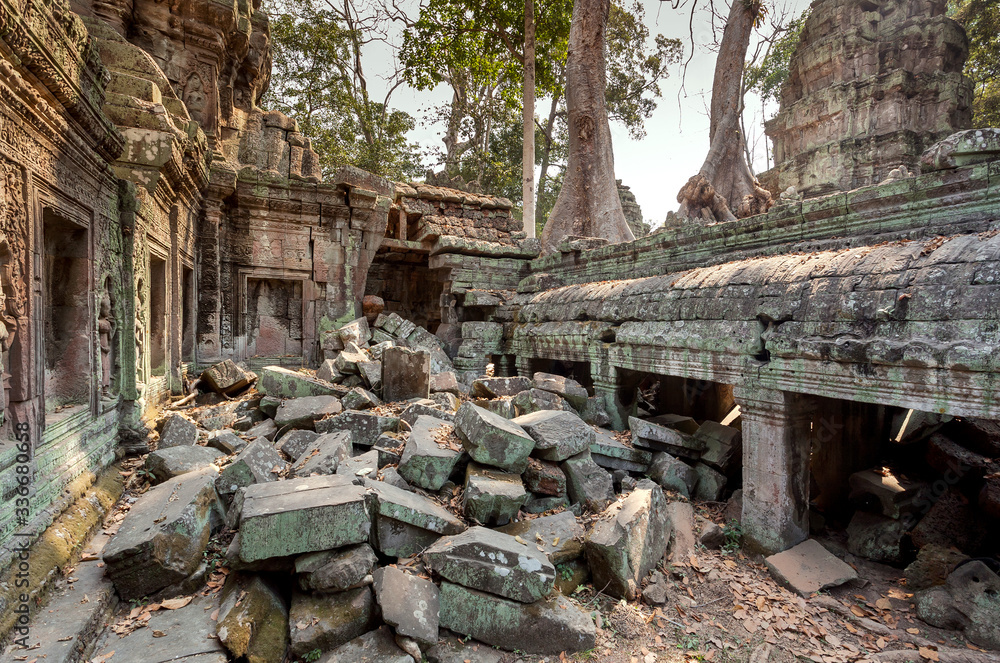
[0,0,998,660]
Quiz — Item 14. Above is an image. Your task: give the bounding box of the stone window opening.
[41,209,91,419]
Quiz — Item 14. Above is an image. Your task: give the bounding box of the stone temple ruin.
[1,0,1000,659]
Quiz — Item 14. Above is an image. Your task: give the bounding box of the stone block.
[524,494,571,514]
[201,359,254,395]
[463,463,528,526]
[695,421,742,473]
[318,626,415,663]
[338,316,371,346]
[259,365,347,399]
[910,489,985,553]
[373,566,440,645]
[471,398,518,419]
[561,450,615,512]
[365,478,466,538]
[470,376,533,398]
[904,544,968,591]
[629,416,705,458]
[102,467,222,599]
[497,510,585,564]
[289,587,377,657]
[513,409,594,462]
[425,634,504,663]
[692,462,727,501]
[585,479,669,600]
[145,446,223,483]
[764,539,858,596]
[336,449,379,478]
[522,457,566,496]
[382,347,431,403]
[438,582,595,655]
[207,430,246,455]
[398,415,463,491]
[342,386,380,410]
[429,371,461,395]
[647,452,698,498]
[401,402,455,426]
[315,410,399,446]
[238,474,370,562]
[532,372,588,409]
[590,428,653,473]
[455,402,535,473]
[273,395,342,430]
[915,561,1000,650]
[216,573,289,663]
[216,439,285,499]
[512,388,575,416]
[259,396,281,419]
[424,526,555,602]
[357,359,383,391]
[335,341,369,374]
[647,413,700,435]
[848,468,926,519]
[276,429,318,461]
[296,543,377,592]
[246,418,278,441]
[291,430,352,477]
[159,414,199,448]
[316,358,343,383]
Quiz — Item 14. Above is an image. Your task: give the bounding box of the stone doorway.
[149,256,167,376]
[246,278,303,357]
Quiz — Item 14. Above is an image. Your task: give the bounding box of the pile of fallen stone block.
[102,354,722,661]
[841,415,1000,650]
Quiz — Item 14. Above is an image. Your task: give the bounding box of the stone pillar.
[734,386,814,554]
[590,359,632,431]
[515,356,533,379]
[493,355,517,377]
[197,199,223,363]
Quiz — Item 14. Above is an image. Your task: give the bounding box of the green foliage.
[263,0,424,181]
[951,0,1000,128]
[722,519,743,554]
[302,648,323,663]
[744,8,809,106]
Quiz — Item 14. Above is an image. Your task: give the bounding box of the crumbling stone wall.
[765,0,973,196]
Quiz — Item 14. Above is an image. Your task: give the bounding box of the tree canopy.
[951,0,1000,128]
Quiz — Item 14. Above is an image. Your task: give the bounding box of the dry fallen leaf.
[152,630,166,638]
[875,598,892,610]
[850,605,866,617]
[160,596,193,610]
[918,647,939,661]
[907,628,921,635]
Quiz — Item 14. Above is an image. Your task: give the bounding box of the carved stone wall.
[765,0,973,196]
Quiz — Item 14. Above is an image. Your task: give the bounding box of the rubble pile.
[100,331,728,661]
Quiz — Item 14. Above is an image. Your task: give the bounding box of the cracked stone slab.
[590,428,652,473]
[463,463,528,526]
[318,626,415,663]
[497,510,585,564]
[215,438,284,499]
[238,474,370,562]
[259,365,348,399]
[373,566,440,645]
[144,445,223,484]
[273,395,343,430]
[291,430,352,477]
[296,543,377,592]
[315,410,399,446]
[513,409,594,462]
[423,526,555,603]
[764,539,858,596]
[398,415,462,491]
[455,402,535,473]
[629,416,705,458]
[158,413,199,448]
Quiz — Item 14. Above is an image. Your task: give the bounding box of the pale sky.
[370,0,811,225]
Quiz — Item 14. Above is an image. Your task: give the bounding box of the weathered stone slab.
[401,402,455,426]
[914,560,1000,650]
[289,587,376,657]
[217,573,288,663]
[246,418,278,441]
[424,526,555,603]
[318,626,415,663]
[497,510,585,564]
[358,359,383,391]
[438,582,595,655]
[425,634,504,663]
[190,401,240,431]
[336,449,379,478]
[201,359,254,395]
[586,479,669,600]
[904,544,969,591]
[430,391,461,412]
[629,416,704,458]
[765,539,858,596]
[316,358,343,383]
[102,467,222,599]
[666,501,696,566]
[373,566,440,645]
[647,451,698,498]
[524,494,571,514]
[470,376,533,398]
[365,479,467,535]
[846,511,908,564]
[455,402,534,473]
[296,543,377,592]
[158,413,199,449]
[273,395,342,430]
[695,421,742,473]
[342,386,380,410]
[471,397,518,419]
[848,469,925,519]
[276,429,319,461]
[384,346,431,402]
[145,446,223,483]
[291,430,352,477]
[647,413,700,435]
[207,430,247,455]
[590,428,652,473]
[238,474,370,562]
[561,450,615,512]
[512,388,575,416]
[216,439,284,499]
[514,410,594,462]
[338,316,372,346]
[523,457,566,496]
[259,366,347,398]
[463,463,528,526]
[532,372,588,409]
[430,371,461,395]
[316,410,399,446]
[398,415,463,491]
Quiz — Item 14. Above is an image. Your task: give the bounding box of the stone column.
[589,359,631,431]
[734,385,814,554]
[196,199,223,363]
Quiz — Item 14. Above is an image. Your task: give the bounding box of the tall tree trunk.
[540,0,633,255]
[675,0,772,224]
[523,0,536,237]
